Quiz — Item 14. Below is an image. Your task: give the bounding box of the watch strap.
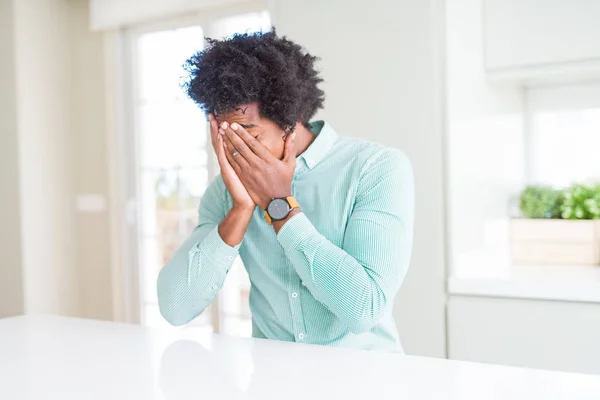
[286,196,300,209]
[264,210,272,225]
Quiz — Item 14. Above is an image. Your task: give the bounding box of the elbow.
[343,287,389,334]
[156,270,192,327]
[157,292,190,326]
[344,305,387,335]
[346,315,381,335]
[158,302,191,327]
[163,314,190,327]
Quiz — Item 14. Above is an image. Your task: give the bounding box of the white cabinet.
[447,295,600,375]
[484,0,600,81]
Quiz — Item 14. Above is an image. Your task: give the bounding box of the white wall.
[0,0,115,320]
[13,0,79,316]
[269,0,447,357]
[69,0,114,321]
[446,0,524,268]
[0,0,25,318]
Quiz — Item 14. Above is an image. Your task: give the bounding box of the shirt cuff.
[193,226,240,269]
[276,212,318,251]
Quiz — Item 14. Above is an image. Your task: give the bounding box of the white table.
[1,316,599,399]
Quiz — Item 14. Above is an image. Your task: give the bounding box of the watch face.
[267,198,290,220]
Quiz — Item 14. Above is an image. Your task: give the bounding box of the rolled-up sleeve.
[157,176,239,326]
[277,149,414,334]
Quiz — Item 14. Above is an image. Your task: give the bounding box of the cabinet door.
[484,0,600,71]
[448,295,600,374]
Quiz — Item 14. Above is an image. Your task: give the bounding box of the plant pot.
[510,219,600,265]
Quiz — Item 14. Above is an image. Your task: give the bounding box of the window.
[126,11,270,333]
[134,25,210,329]
[527,82,600,188]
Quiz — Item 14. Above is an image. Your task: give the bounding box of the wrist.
[220,205,254,247]
[272,208,301,234]
[232,203,256,214]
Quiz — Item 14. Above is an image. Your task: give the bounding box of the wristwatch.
[264,197,300,225]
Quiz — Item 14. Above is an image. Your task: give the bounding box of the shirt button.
[291,292,298,298]
[212,284,218,290]
[227,256,233,261]
[298,333,305,340]
[301,282,306,286]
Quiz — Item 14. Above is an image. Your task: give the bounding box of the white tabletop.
[1,316,600,399]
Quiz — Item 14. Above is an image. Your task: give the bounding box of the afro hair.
[182,29,325,133]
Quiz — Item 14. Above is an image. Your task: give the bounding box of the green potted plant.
[519,185,562,219]
[511,184,600,265]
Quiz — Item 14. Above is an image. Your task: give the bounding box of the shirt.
[157,121,414,352]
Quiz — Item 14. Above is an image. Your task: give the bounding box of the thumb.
[283,132,296,164]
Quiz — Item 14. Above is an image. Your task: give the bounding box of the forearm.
[219,205,255,246]
[277,213,410,334]
[158,207,253,326]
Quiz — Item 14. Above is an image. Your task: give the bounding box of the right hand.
[209,114,254,211]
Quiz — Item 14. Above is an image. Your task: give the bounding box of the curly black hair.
[182,29,325,133]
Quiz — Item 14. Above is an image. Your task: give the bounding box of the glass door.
[127,11,270,334]
[132,24,211,330]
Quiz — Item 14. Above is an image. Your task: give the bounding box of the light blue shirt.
[157,121,414,351]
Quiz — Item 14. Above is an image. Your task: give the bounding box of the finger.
[222,135,243,174]
[282,132,297,164]
[215,135,230,171]
[221,128,249,169]
[230,123,275,161]
[221,122,260,165]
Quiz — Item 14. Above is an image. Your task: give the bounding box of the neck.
[292,123,316,157]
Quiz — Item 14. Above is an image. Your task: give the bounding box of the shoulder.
[334,136,412,178]
[364,146,412,177]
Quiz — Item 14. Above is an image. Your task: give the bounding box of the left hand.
[219,122,296,210]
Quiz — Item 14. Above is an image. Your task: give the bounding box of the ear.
[284,122,299,136]
[282,132,296,164]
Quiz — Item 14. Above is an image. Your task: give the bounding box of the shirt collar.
[298,120,338,169]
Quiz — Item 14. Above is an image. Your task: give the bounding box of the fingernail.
[231,123,239,131]
[221,121,228,129]
[223,140,227,147]
[219,129,225,135]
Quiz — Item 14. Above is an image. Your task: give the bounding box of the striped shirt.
[157,121,414,352]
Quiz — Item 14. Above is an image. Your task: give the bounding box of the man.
[157,30,414,352]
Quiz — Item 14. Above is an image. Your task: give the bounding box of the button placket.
[287,263,307,343]
[289,283,307,343]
